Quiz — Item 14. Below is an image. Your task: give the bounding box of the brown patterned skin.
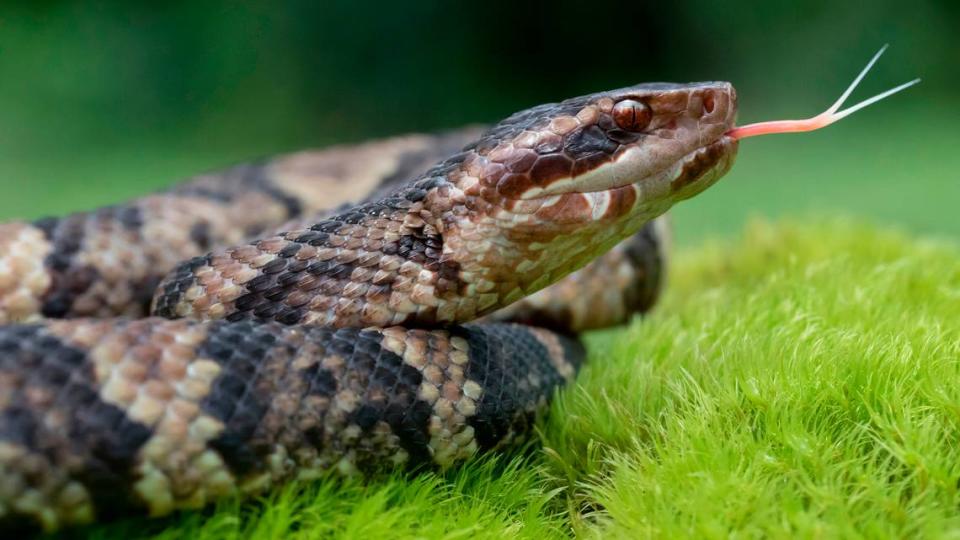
[484,216,670,333]
[0,128,481,323]
[153,82,737,329]
[0,81,741,532]
[0,319,581,532]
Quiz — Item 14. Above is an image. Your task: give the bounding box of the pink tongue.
[726,45,920,140]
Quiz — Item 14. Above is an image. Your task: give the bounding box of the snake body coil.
[0,82,738,532]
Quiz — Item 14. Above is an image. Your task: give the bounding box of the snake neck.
[151,161,658,329]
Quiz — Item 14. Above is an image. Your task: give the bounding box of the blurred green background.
[0,0,956,245]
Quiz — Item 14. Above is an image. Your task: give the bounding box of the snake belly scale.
[0,81,738,532]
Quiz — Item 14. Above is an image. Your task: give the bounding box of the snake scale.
[0,81,738,533]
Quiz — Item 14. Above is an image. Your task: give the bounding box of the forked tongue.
[727,45,920,140]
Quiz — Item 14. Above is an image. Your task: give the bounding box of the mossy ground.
[75,217,960,539]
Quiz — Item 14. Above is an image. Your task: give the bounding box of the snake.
[0,81,738,533]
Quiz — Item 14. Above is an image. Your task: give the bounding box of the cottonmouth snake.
[0,82,738,532]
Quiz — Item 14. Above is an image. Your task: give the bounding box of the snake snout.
[702,82,738,135]
[648,81,738,139]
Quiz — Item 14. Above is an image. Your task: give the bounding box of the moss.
[548,217,960,538]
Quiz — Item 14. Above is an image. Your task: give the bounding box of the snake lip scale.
[0,81,738,533]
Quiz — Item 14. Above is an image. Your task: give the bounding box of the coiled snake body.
[0,82,738,532]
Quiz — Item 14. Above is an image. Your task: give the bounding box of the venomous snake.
[0,81,739,532]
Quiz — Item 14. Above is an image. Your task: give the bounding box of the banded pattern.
[0,319,581,531]
[0,129,480,323]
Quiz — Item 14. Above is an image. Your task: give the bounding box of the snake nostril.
[702,93,716,115]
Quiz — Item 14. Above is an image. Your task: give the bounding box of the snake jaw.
[664,135,739,202]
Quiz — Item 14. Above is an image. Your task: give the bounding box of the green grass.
[79,457,566,540]
[548,218,960,538]
[73,217,960,539]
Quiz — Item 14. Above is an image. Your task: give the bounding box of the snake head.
[460,81,738,230]
[435,82,738,305]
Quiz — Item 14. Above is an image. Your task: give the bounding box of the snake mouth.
[515,131,737,202]
[666,135,739,197]
[557,133,738,200]
[513,135,738,228]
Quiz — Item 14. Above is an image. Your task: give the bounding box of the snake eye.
[612,99,652,131]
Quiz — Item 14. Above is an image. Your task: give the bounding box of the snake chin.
[575,134,739,221]
[666,135,739,200]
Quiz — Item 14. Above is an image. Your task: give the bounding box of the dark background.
[0,0,956,244]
